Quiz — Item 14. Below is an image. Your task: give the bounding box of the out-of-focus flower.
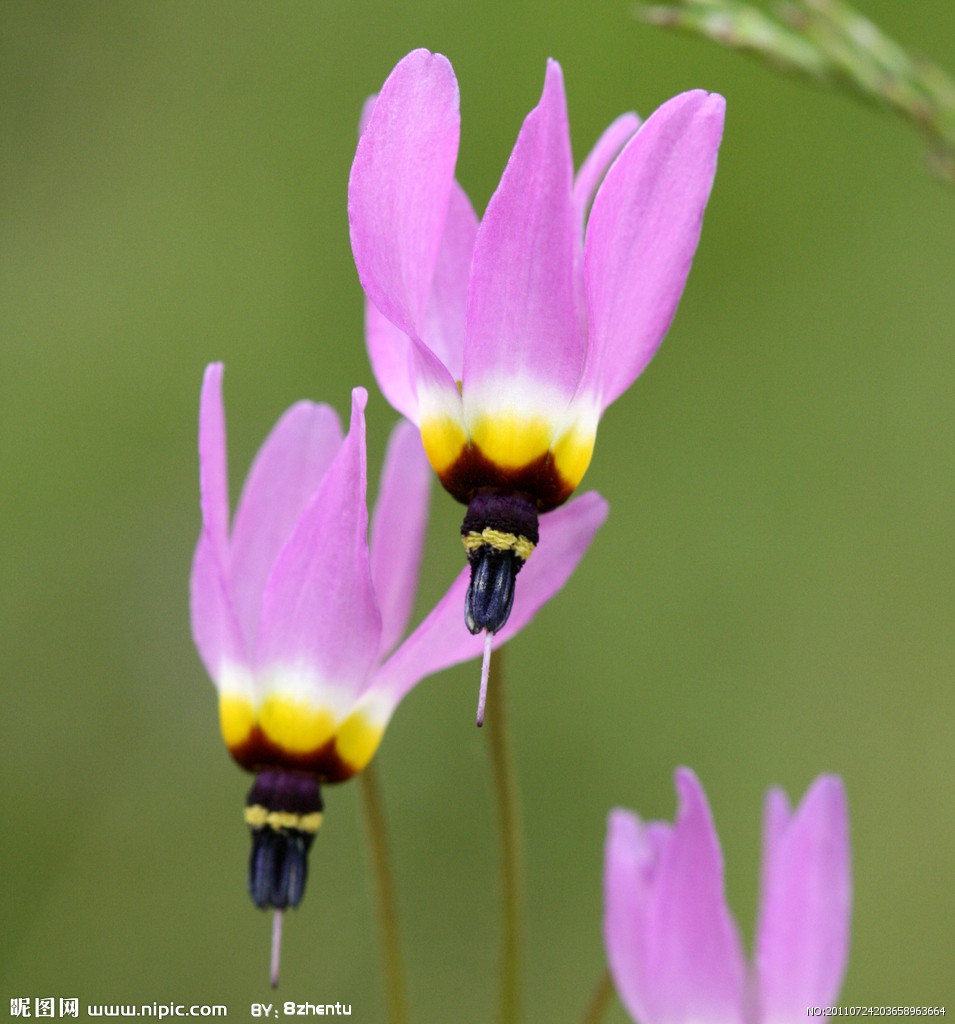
[604,768,851,1024]
[190,362,607,918]
[349,49,724,652]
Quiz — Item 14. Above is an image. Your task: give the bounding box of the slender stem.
[579,968,614,1024]
[359,762,409,1024]
[485,648,523,1024]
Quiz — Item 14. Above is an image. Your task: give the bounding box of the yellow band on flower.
[420,413,468,474]
[468,412,552,470]
[462,528,536,561]
[334,710,384,775]
[550,423,596,493]
[257,693,337,754]
[244,805,324,834]
[219,694,256,749]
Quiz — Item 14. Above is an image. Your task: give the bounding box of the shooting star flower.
[189,363,607,981]
[603,768,851,1024]
[349,49,724,718]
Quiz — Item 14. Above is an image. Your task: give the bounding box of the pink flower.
[604,768,851,1024]
[348,50,724,645]
[190,363,607,911]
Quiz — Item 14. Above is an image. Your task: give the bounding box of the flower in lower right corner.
[604,768,851,1024]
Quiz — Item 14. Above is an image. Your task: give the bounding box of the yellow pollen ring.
[462,529,536,562]
[244,805,324,834]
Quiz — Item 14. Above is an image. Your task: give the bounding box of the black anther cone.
[465,546,520,634]
[246,770,322,911]
[462,490,539,636]
[248,827,313,910]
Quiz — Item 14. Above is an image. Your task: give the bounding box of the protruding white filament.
[476,630,493,727]
[270,909,283,989]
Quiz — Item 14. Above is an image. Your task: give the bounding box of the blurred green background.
[2,1,953,1019]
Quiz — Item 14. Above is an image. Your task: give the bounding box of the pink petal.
[463,59,583,404]
[573,112,641,238]
[604,808,673,1024]
[370,490,607,710]
[645,769,746,1024]
[606,769,746,1024]
[369,420,432,660]
[571,114,641,341]
[364,180,476,424]
[198,363,230,570]
[254,388,381,696]
[422,180,477,384]
[348,49,460,343]
[499,491,608,637]
[190,529,248,684]
[365,297,421,424]
[580,91,725,412]
[755,776,851,1023]
[228,401,343,654]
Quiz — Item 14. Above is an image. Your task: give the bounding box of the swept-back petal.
[573,111,641,238]
[348,48,460,342]
[198,363,231,569]
[463,60,583,420]
[365,298,421,423]
[422,180,477,384]
[370,490,607,710]
[364,180,476,426]
[369,420,431,660]
[580,90,725,412]
[228,401,343,653]
[499,490,607,635]
[255,388,381,702]
[609,769,746,1024]
[755,776,851,1024]
[567,113,642,381]
[604,808,673,1024]
[190,529,247,684]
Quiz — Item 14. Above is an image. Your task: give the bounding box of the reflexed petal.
[370,420,432,660]
[607,769,746,1024]
[190,530,247,683]
[255,388,381,700]
[370,491,607,708]
[571,113,641,343]
[756,777,851,1024]
[370,564,470,709]
[644,769,746,1024]
[499,490,607,636]
[573,111,641,237]
[463,59,583,414]
[604,808,672,1024]
[580,91,725,411]
[198,363,231,569]
[229,401,343,654]
[365,297,422,424]
[412,345,468,478]
[365,180,476,425]
[348,48,460,342]
[422,180,477,384]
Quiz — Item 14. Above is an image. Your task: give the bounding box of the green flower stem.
[579,968,614,1024]
[359,762,410,1024]
[485,648,524,1024]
